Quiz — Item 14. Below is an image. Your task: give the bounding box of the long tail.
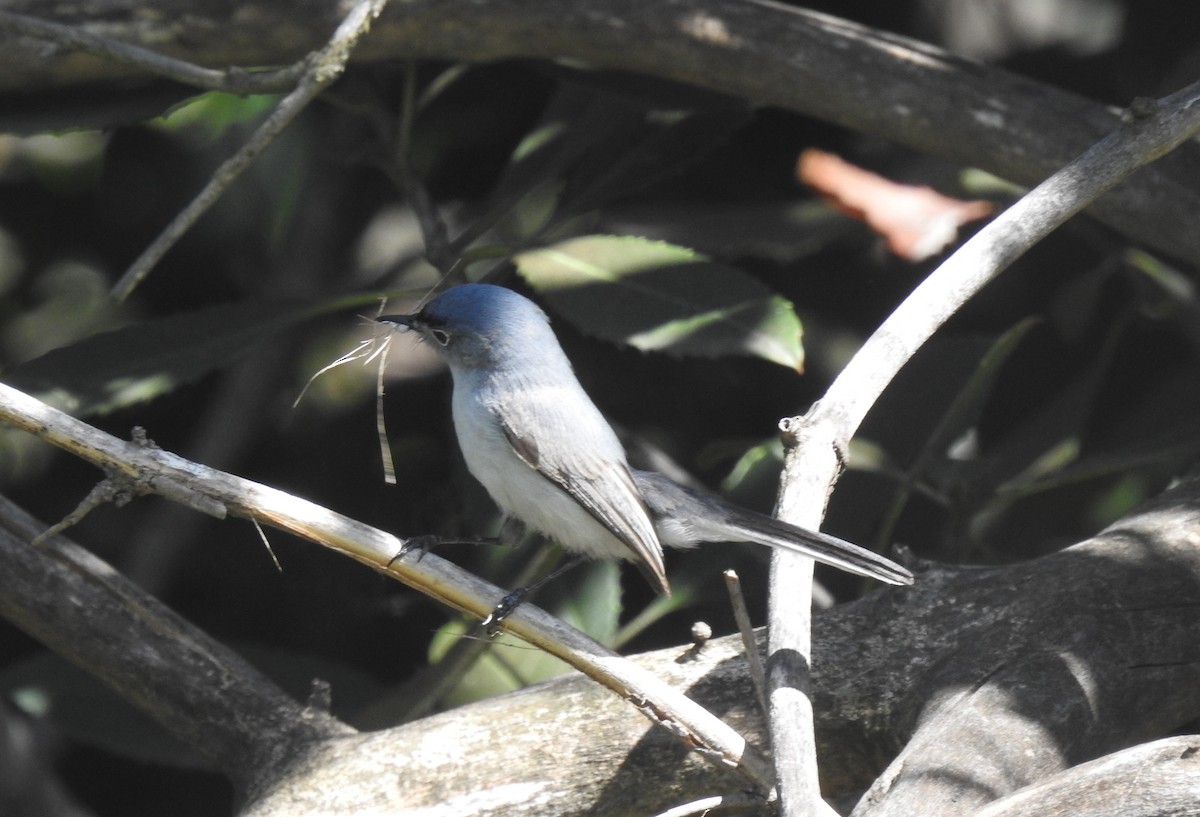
[707,499,913,585]
[633,470,913,586]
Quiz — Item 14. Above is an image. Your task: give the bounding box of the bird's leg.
[496,515,526,548]
[482,553,587,636]
[388,533,502,567]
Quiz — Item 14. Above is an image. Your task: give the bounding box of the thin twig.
[393,61,458,274]
[29,426,227,545]
[110,0,392,300]
[30,479,124,546]
[251,517,283,572]
[723,570,767,718]
[0,9,305,94]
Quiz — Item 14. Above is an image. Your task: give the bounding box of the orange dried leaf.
[797,148,995,261]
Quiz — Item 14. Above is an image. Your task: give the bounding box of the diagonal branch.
[0,494,351,797]
[816,76,1200,447]
[4,395,1198,814]
[0,379,774,792]
[108,0,391,300]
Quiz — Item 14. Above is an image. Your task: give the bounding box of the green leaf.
[555,559,622,645]
[610,575,700,650]
[1,299,323,416]
[515,235,804,370]
[600,199,860,263]
[718,437,786,505]
[427,619,569,707]
[154,91,280,142]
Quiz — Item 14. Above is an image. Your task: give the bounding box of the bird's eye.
[430,328,451,346]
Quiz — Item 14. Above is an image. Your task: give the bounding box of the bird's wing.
[498,414,670,594]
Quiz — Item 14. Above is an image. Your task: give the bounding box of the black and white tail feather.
[632,470,913,586]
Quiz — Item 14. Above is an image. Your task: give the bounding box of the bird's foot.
[482,586,529,636]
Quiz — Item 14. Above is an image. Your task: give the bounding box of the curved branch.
[766,72,1200,815]
[816,76,1200,447]
[2,0,1200,267]
[971,736,1200,817]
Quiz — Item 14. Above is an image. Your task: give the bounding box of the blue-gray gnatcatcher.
[379,284,913,596]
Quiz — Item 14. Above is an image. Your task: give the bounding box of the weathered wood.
[0,495,352,796]
[2,0,1200,267]
[5,476,1200,815]
[972,736,1200,817]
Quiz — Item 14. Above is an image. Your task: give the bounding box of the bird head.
[379,284,560,374]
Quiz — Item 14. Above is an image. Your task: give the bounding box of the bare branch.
[817,77,1200,447]
[0,9,304,94]
[725,569,767,717]
[0,380,773,792]
[842,480,1200,814]
[3,1,1200,267]
[766,72,1200,817]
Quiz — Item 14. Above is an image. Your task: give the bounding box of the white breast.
[449,374,635,562]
